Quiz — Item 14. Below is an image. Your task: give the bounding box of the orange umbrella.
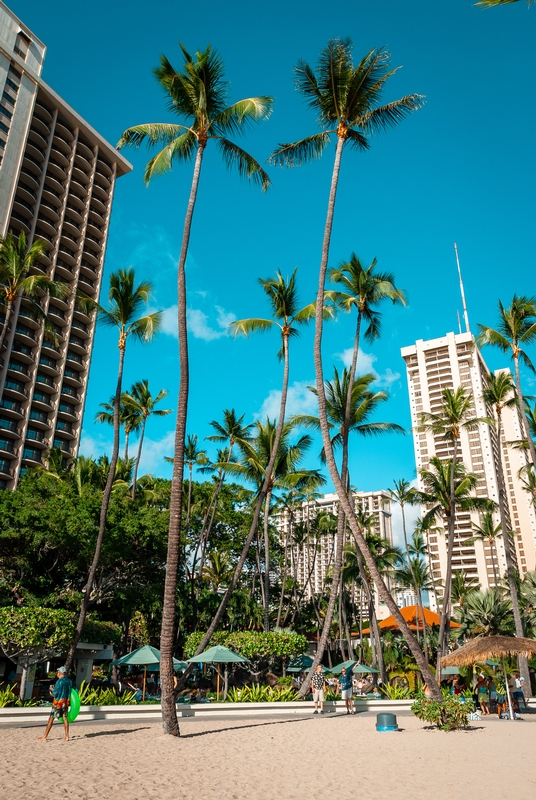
[360,605,461,635]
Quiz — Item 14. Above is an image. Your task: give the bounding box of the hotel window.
[2,91,15,106]
[14,32,31,60]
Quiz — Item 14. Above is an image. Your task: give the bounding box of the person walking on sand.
[311,664,326,714]
[337,667,355,715]
[37,667,72,741]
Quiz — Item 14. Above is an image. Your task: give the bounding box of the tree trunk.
[0,297,13,355]
[514,354,536,469]
[176,333,291,691]
[160,141,206,737]
[307,134,441,700]
[124,427,130,462]
[263,487,273,631]
[64,343,125,672]
[342,584,355,659]
[490,537,498,587]
[436,436,458,678]
[276,533,289,627]
[495,405,531,692]
[130,417,146,499]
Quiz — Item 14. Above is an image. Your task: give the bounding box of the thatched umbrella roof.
[441,636,536,667]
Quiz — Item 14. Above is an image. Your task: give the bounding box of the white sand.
[2,713,535,799]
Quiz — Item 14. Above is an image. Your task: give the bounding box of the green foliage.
[0,607,74,662]
[77,681,137,706]
[0,685,38,707]
[183,630,308,661]
[225,684,300,702]
[380,683,411,700]
[81,619,121,644]
[324,689,340,701]
[411,695,475,732]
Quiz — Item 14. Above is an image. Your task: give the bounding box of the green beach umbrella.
[111,645,186,700]
[287,655,328,673]
[331,660,357,675]
[186,645,249,699]
[352,664,379,674]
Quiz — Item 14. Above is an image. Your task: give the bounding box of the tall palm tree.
[451,570,480,607]
[223,418,325,630]
[202,551,234,592]
[270,38,436,696]
[118,44,273,736]
[64,268,161,670]
[482,370,531,689]
[388,478,419,561]
[95,395,143,461]
[393,557,433,660]
[122,380,172,499]
[417,385,492,667]
[293,367,404,687]
[463,512,502,586]
[416,456,493,674]
[478,296,536,470]
[0,231,69,367]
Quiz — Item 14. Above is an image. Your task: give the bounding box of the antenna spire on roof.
[454,243,470,333]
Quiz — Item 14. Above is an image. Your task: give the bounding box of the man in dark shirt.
[37,666,73,742]
[337,667,355,715]
[311,665,326,714]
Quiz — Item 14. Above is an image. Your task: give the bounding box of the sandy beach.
[2,713,535,800]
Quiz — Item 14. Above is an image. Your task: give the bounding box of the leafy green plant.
[411,695,475,731]
[77,680,137,706]
[324,689,341,701]
[380,683,411,700]
[184,630,308,661]
[0,685,37,707]
[224,683,300,702]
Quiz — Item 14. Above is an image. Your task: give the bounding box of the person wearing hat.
[337,667,355,715]
[37,667,73,742]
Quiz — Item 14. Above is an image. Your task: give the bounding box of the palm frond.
[269,132,331,168]
[116,122,191,150]
[212,96,274,136]
[128,312,163,342]
[216,137,271,191]
[359,94,425,134]
[476,324,511,353]
[143,131,197,184]
[230,317,274,337]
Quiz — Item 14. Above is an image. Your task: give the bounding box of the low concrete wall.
[2,697,533,727]
[0,698,414,725]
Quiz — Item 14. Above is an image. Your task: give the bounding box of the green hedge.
[184,630,308,661]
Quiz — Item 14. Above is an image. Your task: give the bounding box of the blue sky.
[14,1,536,513]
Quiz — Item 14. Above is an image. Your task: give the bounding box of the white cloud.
[78,432,112,460]
[160,305,178,337]
[186,306,236,341]
[136,429,176,475]
[335,348,401,390]
[255,380,318,421]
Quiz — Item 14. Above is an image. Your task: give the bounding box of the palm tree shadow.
[182,717,314,739]
[84,727,151,738]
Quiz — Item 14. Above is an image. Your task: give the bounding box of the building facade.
[0,3,131,487]
[274,490,394,620]
[401,331,536,608]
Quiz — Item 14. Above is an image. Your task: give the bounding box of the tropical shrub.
[411,695,475,731]
[77,681,137,706]
[380,683,411,700]
[0,685,37,707]
[224,684,300,702]
[184,630,308,662]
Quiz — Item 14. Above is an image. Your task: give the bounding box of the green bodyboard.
[67,688,80,723]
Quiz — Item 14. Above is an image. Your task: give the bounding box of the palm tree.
[451,570,480,606]
[476,0,533,7]
[64,268,161,671]
[293,367,404,686]
[0,231,69,368]
[95,395,143,461]
[482,370,531,689]
[223,418,325,630]
[478,296,536,470]
[270,38,436,696]
[416,456,494,673]
[202,551,234,592]
[463,512,502,586]
[121,380,172,499]
[453,590,514,638]
[388,478,419,561]
[416,385,492,667]
[393,558,433,660]
[118,45,273,736]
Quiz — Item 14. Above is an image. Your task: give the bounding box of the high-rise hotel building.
[401,331,536,607]
[0,3,131,487]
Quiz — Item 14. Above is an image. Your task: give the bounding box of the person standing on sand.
[337,667,355,715]
[311,665,326,714]
[37,667,72,742]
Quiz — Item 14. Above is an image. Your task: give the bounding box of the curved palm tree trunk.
[130,417,146,499]
[124,427,130,461]
[175,335,291,692]
[514,354,536,469]
[65,343,126,671]
[276,533,289,627]
[495,406,531,691]
[0,297,14,355]
[263,488,273,630]
[342,584,354,660]
[436,437,458,679]
[160,140,205,737]
[305,136,441,700]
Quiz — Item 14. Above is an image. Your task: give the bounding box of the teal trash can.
[376,712,398,731]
